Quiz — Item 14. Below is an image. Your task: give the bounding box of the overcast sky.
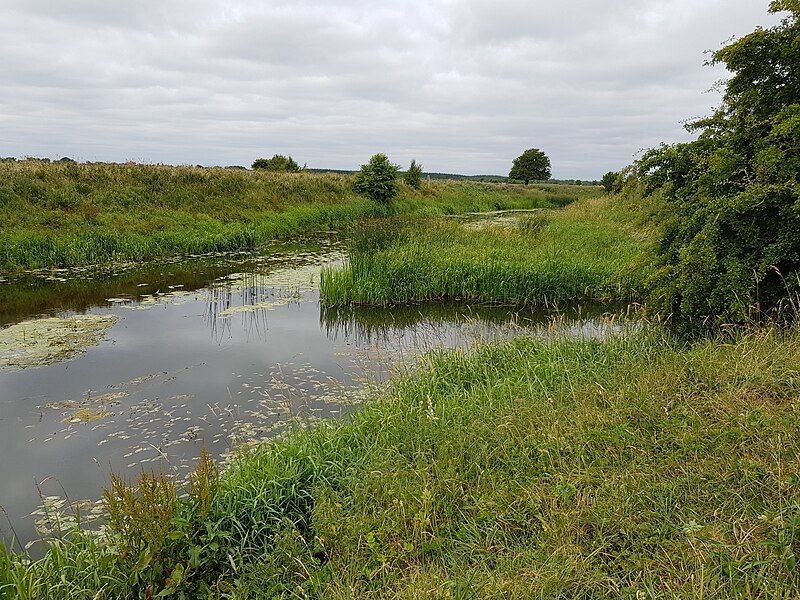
[0,1,782,178]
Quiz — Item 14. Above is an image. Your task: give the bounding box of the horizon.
[0,1,782,178]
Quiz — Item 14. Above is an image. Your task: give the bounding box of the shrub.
[252,155,301,172]
[640,1,800,325]
[403,160,423,189]
[352,153,399,204]
[601,171,618,193]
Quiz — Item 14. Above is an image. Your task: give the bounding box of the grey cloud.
[0,0,782,177]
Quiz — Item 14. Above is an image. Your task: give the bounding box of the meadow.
[0,161,589,272]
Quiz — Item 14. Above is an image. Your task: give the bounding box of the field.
[0,161,594,272]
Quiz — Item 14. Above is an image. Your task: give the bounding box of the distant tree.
[252,155,301,172]
[601,171,618,193]
[353,153,399,203]
[403,159,423,189]
[509,148,551,184]
[58,156,76,163]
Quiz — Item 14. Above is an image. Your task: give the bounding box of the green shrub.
[601,171,618,193]
[640,2,800,325]
[352,153,399,204]
[403,159,423,189]
[252,155,301,172]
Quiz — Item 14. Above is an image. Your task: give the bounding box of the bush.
[403,160,423,189]
[601,171,618,193]
[352,153,399,204]
[252,155,301,172]
[640,2,800,325]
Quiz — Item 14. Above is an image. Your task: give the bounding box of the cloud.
[0,0,781,177]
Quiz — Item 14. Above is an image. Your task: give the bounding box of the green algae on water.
[0,314,118,370]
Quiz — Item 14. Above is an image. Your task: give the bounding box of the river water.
[0,235,622,551]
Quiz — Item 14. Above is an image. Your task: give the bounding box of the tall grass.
[321,197,653,307]
[0,162,581,272]
[5,326,800,597]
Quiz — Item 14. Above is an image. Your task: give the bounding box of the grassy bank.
[0,162,583,272]
[321,195,654,307]
[4,326,800,597]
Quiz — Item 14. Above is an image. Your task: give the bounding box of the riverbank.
[0,161,594,272]
[3,325,800,598]
[320,194,654,307]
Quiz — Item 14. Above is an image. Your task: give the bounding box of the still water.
[0,236,622,550]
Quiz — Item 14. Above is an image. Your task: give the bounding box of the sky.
[0,0,783,178]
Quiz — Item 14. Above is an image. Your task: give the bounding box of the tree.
[403,159,423,189]
[601,171,618,193]
[252,155,301,172]
[640,0,800,324]
[353,153,399,203]
[509,148,551,184]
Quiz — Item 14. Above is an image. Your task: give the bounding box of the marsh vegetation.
[2,3,800,598]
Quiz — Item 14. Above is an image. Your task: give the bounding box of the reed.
[321,196,652,307]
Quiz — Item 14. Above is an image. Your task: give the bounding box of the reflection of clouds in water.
[203,251,342,343]
[1,239,639,549]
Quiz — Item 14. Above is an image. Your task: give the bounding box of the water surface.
[0,236,622,550]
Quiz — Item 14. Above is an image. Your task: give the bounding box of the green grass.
[4,326,800,598]
[320,196,654,307]
[0,162,583,272]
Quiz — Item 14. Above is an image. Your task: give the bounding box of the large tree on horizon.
[509,148,551,184]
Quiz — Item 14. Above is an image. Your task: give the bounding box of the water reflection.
[321,302,628,345]
[0,241,633,552]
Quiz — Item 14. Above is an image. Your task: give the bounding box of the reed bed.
[321,197,651,307]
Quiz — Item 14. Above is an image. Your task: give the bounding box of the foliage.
[403,159,423,189]
[640,2,800,324]
[251,155,301,172]
[509,148,551,184]
[352,153,399,204]
[601,171,618,193]
[0,162,567,272]
[321,196,651,306]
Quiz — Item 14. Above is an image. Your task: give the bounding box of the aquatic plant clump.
[320,197,652,307]
[0,314,118,370]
